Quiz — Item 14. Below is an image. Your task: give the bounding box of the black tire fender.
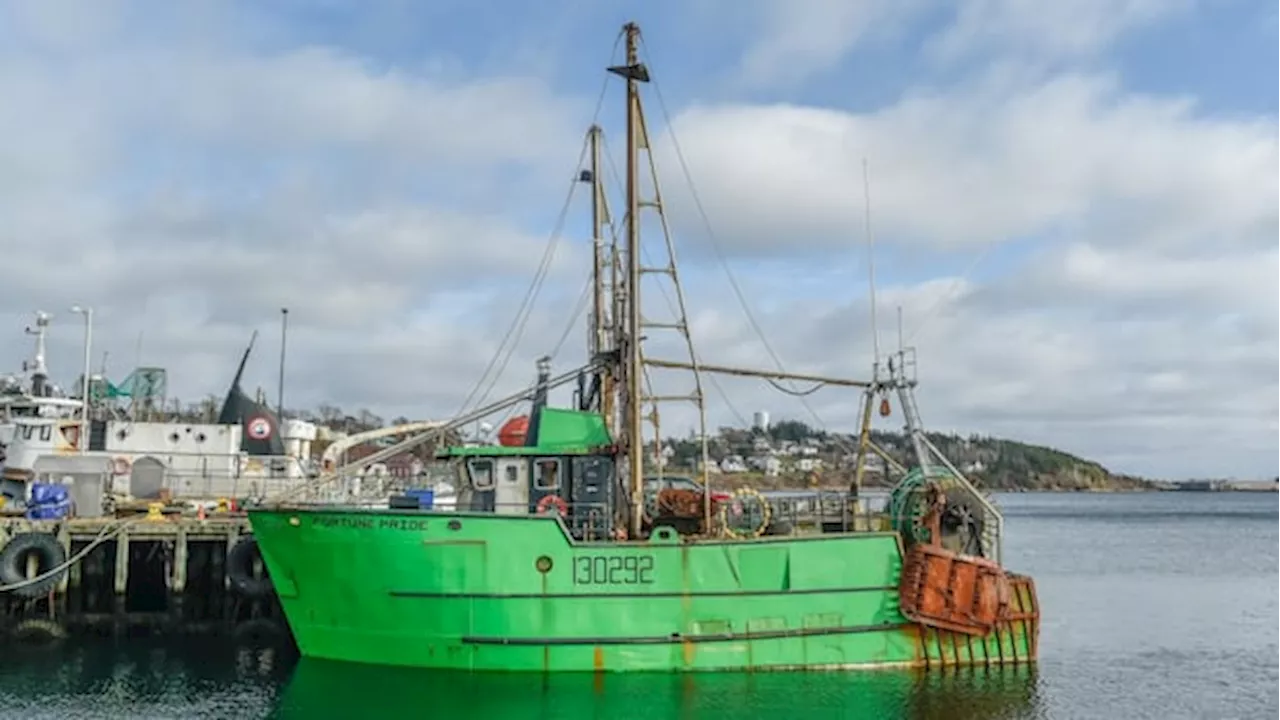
[0,533,68,599]
[232,617,288,648]
[10,618,67,645]
[226,536,274,599]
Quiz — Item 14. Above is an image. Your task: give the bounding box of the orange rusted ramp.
[898,543,1016,637]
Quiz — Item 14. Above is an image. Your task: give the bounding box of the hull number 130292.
[572,555,654,585]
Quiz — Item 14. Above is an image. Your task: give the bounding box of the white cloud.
[928,0,1196,62]
[622,68,1276,480]
[0,0,131,52]
[654,72,1277,256]
[0,2,1272,483]
[728,0,1196,88]
[734,0,926,89]
[0,1,591,422]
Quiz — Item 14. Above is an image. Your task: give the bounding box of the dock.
[0,505,289,647]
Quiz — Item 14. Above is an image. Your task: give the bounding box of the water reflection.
[0,493,1268,719]
[0,640,292,719]
[271,658,1044,720]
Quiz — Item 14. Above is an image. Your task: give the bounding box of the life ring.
[112,457,131,475]
[0,533,68,599]
[226,537,274,599]
[717,487,773,540]
[10,618,67,646]
[536,494,568,516]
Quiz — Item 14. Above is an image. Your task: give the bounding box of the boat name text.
[311,516,430,532]
[573,555,654,585]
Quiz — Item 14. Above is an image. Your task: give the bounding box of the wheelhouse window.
[534,458,561,490]
[466,458,496,490]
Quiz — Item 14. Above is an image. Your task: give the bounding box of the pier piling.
[0,509,289,647]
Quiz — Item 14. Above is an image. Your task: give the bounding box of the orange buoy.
[879,397,892,417]
[498,416,529,447]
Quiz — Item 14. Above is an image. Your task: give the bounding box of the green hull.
[248,508,1039,672]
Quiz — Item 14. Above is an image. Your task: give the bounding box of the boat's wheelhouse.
[438,407,621,540]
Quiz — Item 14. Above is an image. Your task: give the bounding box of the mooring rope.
[0,518,144,594]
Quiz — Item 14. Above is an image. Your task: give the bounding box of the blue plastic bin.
[404,489,434,509]
[26,482,71,520]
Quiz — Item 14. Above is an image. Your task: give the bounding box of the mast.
[588,126,605,359]
[24,311,51,397]
[587,125,616,436]
[581,23,985,546]
[621,22,645,539]
[606,22,719,537]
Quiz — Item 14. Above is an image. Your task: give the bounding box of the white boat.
[1,310,462,517]
[0,312,321,512]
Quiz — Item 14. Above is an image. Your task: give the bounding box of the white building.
[752,410,770,432]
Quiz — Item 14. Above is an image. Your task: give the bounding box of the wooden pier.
[0,505,290,648]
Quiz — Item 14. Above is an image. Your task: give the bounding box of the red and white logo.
[246,415,273,440]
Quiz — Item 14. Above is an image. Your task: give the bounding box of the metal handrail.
[29,452,315,500]
[266,359,605,505]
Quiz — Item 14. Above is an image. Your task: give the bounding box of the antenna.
[862,158,881,379]
[897,305,904,354]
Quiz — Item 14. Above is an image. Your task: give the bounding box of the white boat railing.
[28,452,320,503]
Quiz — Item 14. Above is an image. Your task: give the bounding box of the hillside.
[904,432,1153,491]
[154,396,1152,491]
[661,419,1155,492]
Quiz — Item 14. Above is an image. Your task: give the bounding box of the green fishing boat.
[247,22,1040,672]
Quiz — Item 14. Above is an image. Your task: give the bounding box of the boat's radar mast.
[22,311,52,397]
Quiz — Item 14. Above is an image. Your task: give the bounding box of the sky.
[0,0,1275,481]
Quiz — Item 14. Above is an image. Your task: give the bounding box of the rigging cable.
[599,133,751,429]
[0,519,141,594]
[550,271,595,361]
[766,378,827,397]
[550,175,629,364]
[452,144,580,417]
[639,37,838,435]
[903,239,1003,346]
[454,31,625,417]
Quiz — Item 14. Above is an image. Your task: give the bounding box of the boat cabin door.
[494,458,529,515]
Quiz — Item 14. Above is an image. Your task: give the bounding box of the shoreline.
[711,474,1280,489]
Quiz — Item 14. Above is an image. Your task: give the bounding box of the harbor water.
[0,491,1273,719]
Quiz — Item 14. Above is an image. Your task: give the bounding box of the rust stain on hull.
[681,639,696,666]
[592,646,605,692]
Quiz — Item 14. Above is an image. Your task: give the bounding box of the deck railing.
[30,452,320,505]
[754,490,892,533]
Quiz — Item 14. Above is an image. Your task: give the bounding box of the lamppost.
[69,305,93,454]
[278,307,288,420]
